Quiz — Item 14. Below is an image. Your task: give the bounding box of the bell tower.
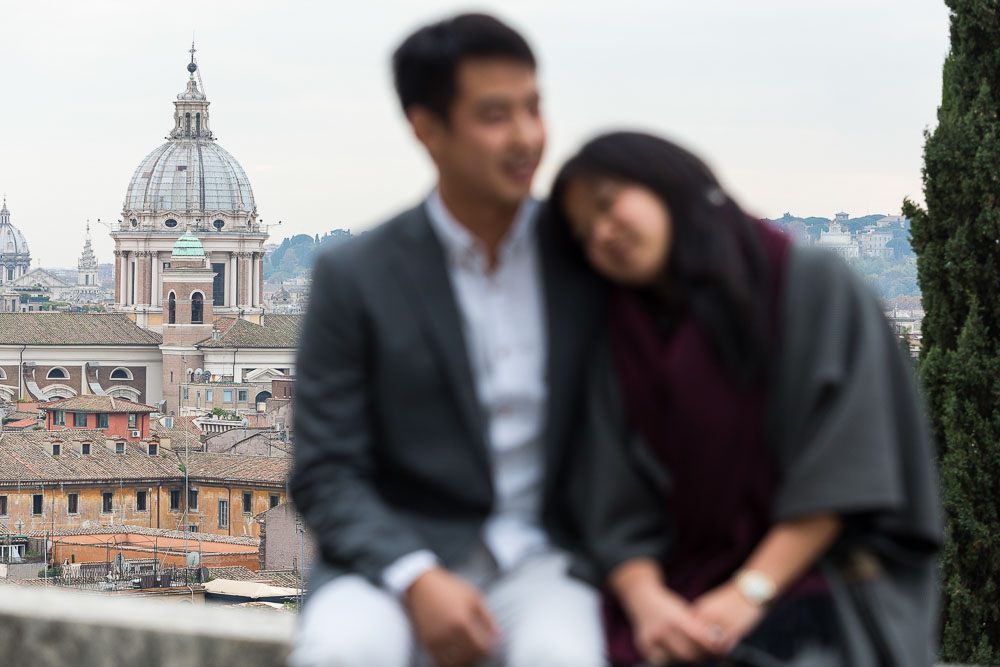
[160,231,213,414]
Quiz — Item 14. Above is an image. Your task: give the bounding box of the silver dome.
[125,140,255,214]
[0,202,29,255]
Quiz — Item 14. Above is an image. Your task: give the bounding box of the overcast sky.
[1,0,950,267]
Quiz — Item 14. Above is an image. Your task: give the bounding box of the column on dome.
[125,254,134,306]
[114,251,123,306]
[251,253,259,307]
[138,252,151,305]
[258,255,264,308]
[237,252,251,306]
[151,252,160,307]
[244,252,253,306]
[229,253,237,307]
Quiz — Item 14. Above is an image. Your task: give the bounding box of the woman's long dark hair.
[549,131,773,384]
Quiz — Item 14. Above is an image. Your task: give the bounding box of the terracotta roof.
[176,451,291,485]
[44,395,158,414]
[31,524,259,547]
[198,314,302,349]
[0,431,289,488]
[4,418,39,429]
[152,415,203,438]
[209,566,301,588]
[7,410,42,421]
[0,313,162,345]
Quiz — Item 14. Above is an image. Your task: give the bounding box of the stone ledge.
[0,585,293,666]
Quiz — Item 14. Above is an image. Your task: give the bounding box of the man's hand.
[691,581,766,655]
[405,567,500,667]
[625,584,719,665]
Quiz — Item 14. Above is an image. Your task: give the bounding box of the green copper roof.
[172,231,205,256]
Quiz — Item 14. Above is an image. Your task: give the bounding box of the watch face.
[736,570,775,605]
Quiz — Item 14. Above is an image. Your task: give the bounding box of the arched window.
[46,367,69,380]
[191,292,203,324]
[0,367,7,380]
[196,113,201,136]
[185,112,191,137]
[110,367,133,381]
[168,292,176,324]
[107,386,142,401]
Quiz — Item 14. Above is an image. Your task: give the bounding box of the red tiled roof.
[45,395,158,414]
[0,431,289,488]
[29,524,259,546]
[0,313,162,345]
[4,418,38,429]
[197,314,302,349]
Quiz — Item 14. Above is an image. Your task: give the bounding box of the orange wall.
[46,411,150,440]
[0,484,285,539]
[50,541,259,570]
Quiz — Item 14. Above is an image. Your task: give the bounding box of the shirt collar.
[425,188,538,270]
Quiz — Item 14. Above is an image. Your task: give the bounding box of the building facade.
[112,47,268,331]
[0,199,31,286]
[0,313,163,403]
[77,222,99,289]
[0,430,289,539]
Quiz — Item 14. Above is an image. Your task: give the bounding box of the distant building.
[0,313,163,403]
[0,429,289,538]
[43,395,158,442]
[0,199,30,286]
[256,502,316,573]
[77,222,99,289]
[112,47,267,331]
[816,221,859,259]
[876,215,907,228]
[857,227,894,259]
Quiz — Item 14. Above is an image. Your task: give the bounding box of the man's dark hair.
[392,13,536,120]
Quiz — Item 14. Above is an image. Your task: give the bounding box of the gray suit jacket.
[291,202,605,593]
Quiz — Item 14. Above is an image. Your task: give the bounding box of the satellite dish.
[185,551,201,567]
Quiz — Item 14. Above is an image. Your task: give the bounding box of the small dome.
[0,202,30,256]
[172,231,205,257]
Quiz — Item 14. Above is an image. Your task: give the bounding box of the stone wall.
[0,585,293,666]
[258,502,316,572]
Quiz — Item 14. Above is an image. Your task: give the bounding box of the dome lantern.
[121,46,256,226]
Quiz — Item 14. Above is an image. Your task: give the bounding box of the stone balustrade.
[0,585,293,666]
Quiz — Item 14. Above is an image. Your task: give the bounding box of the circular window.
[130,218,138,228]
[213,219,225,230]
[164,219,178,228]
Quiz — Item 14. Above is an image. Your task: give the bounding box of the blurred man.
[290,13,607,667]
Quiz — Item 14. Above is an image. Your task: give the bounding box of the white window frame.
[46,366,70,380]
[109,367,133,381]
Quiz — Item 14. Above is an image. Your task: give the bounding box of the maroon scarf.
[604,222,814,664]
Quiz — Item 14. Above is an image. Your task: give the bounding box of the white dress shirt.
[382,190,551,596]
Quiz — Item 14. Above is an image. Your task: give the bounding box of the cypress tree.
[904,2,1000,661]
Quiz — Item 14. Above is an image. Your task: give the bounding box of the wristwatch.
[734,569,777,606]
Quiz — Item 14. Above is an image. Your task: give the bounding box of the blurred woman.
[550,132,940,666]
